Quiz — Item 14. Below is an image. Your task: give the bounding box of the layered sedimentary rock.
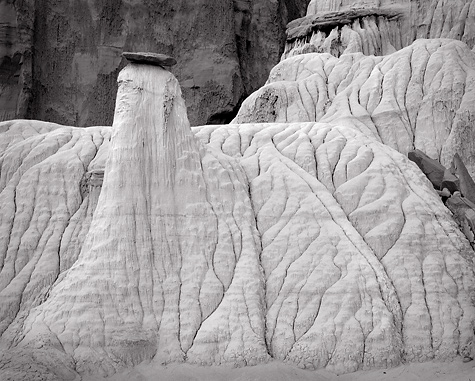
[283,6,405,59]
[235,39,475,178]
[0,0,309,127]
[285,0,475,58]
[1,45,475,379]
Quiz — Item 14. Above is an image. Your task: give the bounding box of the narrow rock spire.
[11,54,268,375]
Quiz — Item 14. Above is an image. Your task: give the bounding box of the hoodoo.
[1,7,475,378]
[0,55,269,378]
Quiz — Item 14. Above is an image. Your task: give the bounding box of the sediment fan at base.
[0,117,474,380]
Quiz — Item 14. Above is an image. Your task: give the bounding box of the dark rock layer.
[0,0,309,127]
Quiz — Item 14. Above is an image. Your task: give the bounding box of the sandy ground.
[84,358,475,381]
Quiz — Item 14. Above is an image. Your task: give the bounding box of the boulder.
[446,193,475,246]
[408,149,446,190]
[442,169,460,194]
[452,153,475,204]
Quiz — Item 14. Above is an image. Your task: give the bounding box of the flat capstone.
[122,52,177,67]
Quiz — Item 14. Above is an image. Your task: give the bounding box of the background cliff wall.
[0,0,309,127]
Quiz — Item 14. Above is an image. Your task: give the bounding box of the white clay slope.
[194,122,475,369]
[0,40,474,380]
[234,39,475,177]
[0,121,474,378]
[0,121,110,336]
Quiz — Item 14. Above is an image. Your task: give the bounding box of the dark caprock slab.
[285,6,405,41]
[122,52,177,67]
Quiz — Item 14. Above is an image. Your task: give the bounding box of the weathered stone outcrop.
[2,1,475,379]
[283,6,405,58]
[407,150,475,248]
[0,51,474,379]
[408,149,460,193]
[0,0,309,127]
[452,153,475,205]
[195,122,475,370]
[285,0,475,58]
[0,0,34,122]
[235,39,475,178]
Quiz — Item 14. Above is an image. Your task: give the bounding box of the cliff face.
[0,0,34,122]
[0,0,309,127]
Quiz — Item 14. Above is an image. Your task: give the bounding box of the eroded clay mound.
[0,120,111,336]
[195,121,475,368]
[1,112,474,380]
[234,39,475,177]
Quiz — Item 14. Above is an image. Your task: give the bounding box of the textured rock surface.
[447,194,475,247]
[408,149,455,191]
[306,0,475,42]
[1,4,475,379]
[235,39,475,177]
[283,6,404,59]
[285,0,475,58]
[452,153,475,204]
[0,65,474,378]
[0,0,34,122]
[0,0,309,127]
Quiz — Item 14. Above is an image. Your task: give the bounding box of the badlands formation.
[1,1,475,381]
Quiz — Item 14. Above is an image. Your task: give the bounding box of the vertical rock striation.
[0,0,34,121]
[0,120,110,342]
[0,59,269,379]
[194,121,475,372]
